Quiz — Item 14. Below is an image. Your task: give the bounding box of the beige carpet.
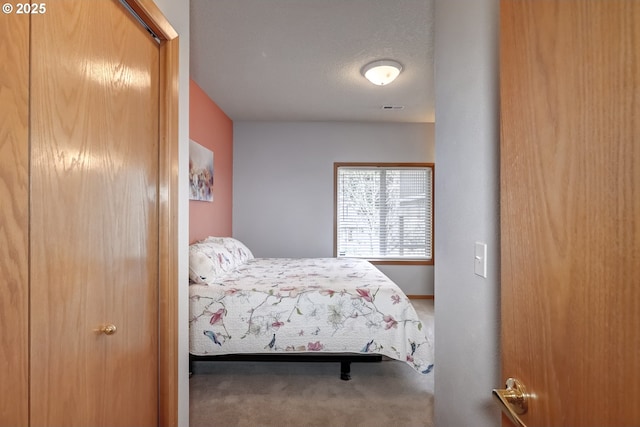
[190,300,434,427]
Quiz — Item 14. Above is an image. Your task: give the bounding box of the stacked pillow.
[188,237,254,285]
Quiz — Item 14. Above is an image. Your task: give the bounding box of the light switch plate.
[474,242,487,278]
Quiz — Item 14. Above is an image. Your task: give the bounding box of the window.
[334,163,434,265]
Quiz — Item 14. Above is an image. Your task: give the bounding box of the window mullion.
[379,169,387,257]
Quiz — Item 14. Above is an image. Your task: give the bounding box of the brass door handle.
[99,324,117,335]
[492,378,529,427]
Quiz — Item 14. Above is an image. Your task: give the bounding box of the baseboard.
[407,295,434,300]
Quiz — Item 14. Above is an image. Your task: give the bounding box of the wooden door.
[0,9,30,427]
[500,1,640,425]
[29,1,160,425]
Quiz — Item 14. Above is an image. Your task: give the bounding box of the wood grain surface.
[0,10,30,427]
[29,1,159,425]
[500,1,640,425]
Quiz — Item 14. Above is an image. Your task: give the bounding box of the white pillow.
[189,237,254,285]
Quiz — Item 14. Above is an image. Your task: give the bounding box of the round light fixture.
[361,59,403,86]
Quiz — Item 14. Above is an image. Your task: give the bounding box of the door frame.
[123,1,179,425]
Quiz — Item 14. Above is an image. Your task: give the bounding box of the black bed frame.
[189,353,383,381]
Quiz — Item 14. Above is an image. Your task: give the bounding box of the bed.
[188,237,434,379]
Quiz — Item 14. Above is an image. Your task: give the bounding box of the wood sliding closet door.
[30,0,159,426]
[29,1,160,425]
[1,0,179,425]
[0,9,30,427]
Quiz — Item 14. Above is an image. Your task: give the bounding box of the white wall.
[434,0,500,426]
[233,121,435,295]
[150,1,190,426]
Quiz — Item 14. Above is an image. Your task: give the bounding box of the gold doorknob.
[100,324,117,335]
[492,378,529,427]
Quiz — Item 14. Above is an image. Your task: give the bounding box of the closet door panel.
[0,11,29,427]
[29,1,160,425]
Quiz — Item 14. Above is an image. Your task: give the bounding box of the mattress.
[189,257,434,374]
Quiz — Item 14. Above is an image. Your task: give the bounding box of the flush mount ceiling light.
[361,59,403,86]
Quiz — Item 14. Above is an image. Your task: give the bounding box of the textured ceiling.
[190,0,435,123]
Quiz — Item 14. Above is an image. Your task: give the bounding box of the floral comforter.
[189,258,434,374]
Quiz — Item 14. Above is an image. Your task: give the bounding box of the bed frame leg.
[340,361,351,381]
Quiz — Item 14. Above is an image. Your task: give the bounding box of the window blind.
[336,165,433,260]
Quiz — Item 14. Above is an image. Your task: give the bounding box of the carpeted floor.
[190,299,435,427]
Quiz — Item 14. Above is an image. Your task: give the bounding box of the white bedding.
[189,257,434,374]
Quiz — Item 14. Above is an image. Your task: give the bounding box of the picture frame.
[189,139,214,202]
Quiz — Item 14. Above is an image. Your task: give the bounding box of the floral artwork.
[189,139,214,202]
[189,257,434,375]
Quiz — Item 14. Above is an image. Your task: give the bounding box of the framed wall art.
[189,139,214,202]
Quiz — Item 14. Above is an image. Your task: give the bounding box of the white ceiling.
[190,0,435,124]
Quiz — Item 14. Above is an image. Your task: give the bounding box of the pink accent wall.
[189,79,233,243]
